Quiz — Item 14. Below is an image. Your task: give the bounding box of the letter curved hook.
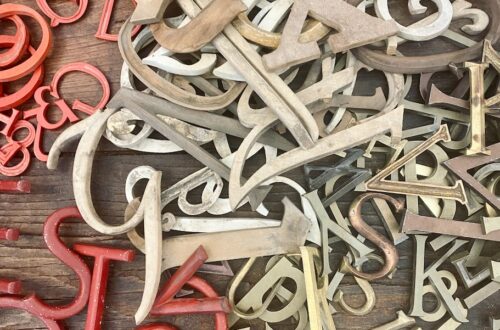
[452,0,489,35]
[333,254,383,316]
[336,283,372,314]
[374,0,453,41]
[47,108,153,235]
[227,257,285,319]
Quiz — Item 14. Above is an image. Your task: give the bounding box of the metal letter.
[402,211,500,242]
[365,125,467,204]
[464,61,490,155]
[339,193,403,281]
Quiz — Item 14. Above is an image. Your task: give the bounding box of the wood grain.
[0,1,498,329]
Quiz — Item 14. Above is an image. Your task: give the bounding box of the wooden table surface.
[0,1,499,329]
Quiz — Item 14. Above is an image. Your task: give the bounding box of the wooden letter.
[262,0,398,71]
